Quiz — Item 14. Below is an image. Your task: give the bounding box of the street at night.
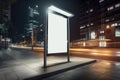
[1,47,120,80]
[1,0,120,80]
[70,47,120,62]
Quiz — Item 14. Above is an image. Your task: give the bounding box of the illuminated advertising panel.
[48,12,67,54]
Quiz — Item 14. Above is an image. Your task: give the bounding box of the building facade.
[78,0,120,47]
[0,0,13,24]
[0,0,13,48]
[28,5,42,46]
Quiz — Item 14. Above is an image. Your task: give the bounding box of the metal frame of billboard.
[44,5,73,68]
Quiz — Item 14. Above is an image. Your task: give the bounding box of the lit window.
[107,6,114,11]
[114,23,118,26]
[100,31,104,34]
[36,5,38,8]
[115,3,120,8]
[109,6,114,10]
[111,24,114,27]
[99,41,106,47]
[87,24,90,27]
[99,36,105,40]
[91,23,94,26]
[111,23,118,27]
[105,19,109,22]
[99,0,104,3]
[33,10,39,15]
[80,25,86,29]
[90,31,96,39]
[115,27,120,37]
[90,9,93,12]
[99,36,106,47]
[86,11,89,13]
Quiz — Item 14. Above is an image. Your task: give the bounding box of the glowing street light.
[106,25,110,29]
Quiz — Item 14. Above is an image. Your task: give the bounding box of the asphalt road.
[9,46,120,63]
[70,48,120,62]
[32,47,120,62]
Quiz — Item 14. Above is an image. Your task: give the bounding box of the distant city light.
[107,6,114,11]
[91,23,94,26]
[80,25,86,29]
[36,5,38,8]
[90,31,96,39]
[99,0,104,3]
[40,29,43,31]
[106,25,110,29]
[100,31,104,33]
[105,19,110,22]
[48,5,74,17]
[87,24,90,27]
[111,23,118,27]
[115,3,120,8]
[90,9,93,12]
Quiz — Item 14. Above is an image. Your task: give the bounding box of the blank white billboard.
[48,12,68,54]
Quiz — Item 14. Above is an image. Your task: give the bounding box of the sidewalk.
[0,48,96,80]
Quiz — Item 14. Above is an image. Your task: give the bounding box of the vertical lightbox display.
[48,12,67,54]
[44,5,73,68]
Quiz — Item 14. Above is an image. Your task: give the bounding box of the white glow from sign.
[48,5,73,17]
[48,12,67,54]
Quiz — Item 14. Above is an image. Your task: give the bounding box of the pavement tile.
[14,68,39,80]
[25,63,41,69]
[4,71,18,80]
[0,67,13,73]
[0,74,5,80]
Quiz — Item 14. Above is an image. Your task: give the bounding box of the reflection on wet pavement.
[70,48,120,57]
[43,60,120,80]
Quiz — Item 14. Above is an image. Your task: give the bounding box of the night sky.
[11,0,86,42]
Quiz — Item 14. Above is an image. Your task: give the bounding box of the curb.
[25,60,96,80]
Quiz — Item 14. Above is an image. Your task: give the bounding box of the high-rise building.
[78,0,120,47]
[0,0,15,48]
[28,5,40,47]
[0,0,12,24]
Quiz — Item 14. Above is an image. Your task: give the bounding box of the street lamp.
[106,25,110,29]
